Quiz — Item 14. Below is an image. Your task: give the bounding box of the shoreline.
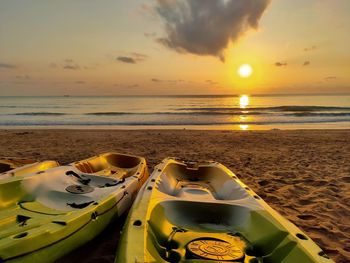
[0,122,350,130]
[1,129,349,262]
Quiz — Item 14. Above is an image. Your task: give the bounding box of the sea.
[0,95,349,130]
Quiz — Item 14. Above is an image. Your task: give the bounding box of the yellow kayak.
[0,152,148,263]
[0,158,37,173]
[0,159,59,180]
[115,158,333,263]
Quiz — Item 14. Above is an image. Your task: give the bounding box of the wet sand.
[0,129,349,262]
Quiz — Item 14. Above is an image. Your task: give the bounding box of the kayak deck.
[0,152,148,263]
[116,158,333,263]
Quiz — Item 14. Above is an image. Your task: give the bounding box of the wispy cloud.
[304,45,318,52]
[116,52,148,64]
[117,56,137,64]
[303,61,310,66]
[275,62,288,67]
[113,83,139,88]
[63,59,80,70]
[75,81,85,84]
[154,0,271,62]
[205,80,218,85]
[324,76,337,81]
[0,63,17,69]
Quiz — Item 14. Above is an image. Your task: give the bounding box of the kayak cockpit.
[156,162,251,201]
[73,152,143,178]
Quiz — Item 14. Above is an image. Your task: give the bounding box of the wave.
[14,112,67,116]
[178,106,350,112]
[1,119,349,126]
[286,112,350,117]
[85,111,263,116]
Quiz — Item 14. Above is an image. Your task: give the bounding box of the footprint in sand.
[298,199,313,205]
[341,176,350,183]
[258,180,269,186]
[297,214,317,220]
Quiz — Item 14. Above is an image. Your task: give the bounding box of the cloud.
[117,53,148,64]
[325,76,337,81]
[150,78,179,84]
[0,63,17,69]
[303,61,310,66]
[113,83,139,88]
[205,79,219,85]
[154,0,270,61]
[304,45,317,52]
[63,59,80,70]
[275,62,288,67]
[75,81,85,84]
[117,56,137,64]
[127,84,139,88]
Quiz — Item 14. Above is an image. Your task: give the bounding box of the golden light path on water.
[239,95,250,130]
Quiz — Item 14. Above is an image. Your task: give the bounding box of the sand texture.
[0,129,349,262]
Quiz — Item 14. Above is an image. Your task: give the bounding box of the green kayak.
[0,158,35,173]
[0,152,148,263]
[0,159,59,179]
[115,158,333,263]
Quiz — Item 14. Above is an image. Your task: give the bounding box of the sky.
[0,0,349,96]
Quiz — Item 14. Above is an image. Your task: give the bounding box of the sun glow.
[238,64,253,78]
[239,95,249,108]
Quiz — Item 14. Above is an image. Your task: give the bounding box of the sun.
[238,64,253,78]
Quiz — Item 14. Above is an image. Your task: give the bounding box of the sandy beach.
[1,129,349,263]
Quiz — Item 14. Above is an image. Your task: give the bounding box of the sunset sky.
[0,0,349,96]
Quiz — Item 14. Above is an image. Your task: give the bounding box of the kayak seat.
[156,163,251,201]
[74,153,141,177]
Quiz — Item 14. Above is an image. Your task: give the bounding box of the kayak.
[0,159,59,180]
[115,158,333,263]
[0,152,148,263]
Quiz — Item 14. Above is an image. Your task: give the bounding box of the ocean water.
[0,95,349,130]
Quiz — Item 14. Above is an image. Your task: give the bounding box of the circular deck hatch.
[187,239,244,261]
[66,184,94,194]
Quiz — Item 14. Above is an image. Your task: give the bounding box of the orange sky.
[0,0,349,96]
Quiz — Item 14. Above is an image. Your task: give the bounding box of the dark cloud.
[151,78,162,82]
[155,0,270,61]
[275,62,288,67]
[117,56,137,64]
[325,76,337,81]
[75,81,85,84]
[0,63,17,69]
[117,53,148,64]
[303,61,310,66]
[304,45,317,52]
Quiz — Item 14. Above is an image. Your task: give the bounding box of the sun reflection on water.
[239,124,249,130]
[239,95,249,108]
[238,95,250,130]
